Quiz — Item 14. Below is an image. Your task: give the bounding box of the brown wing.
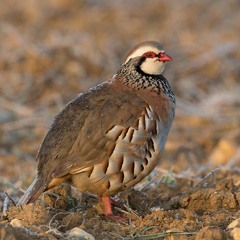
[36,81,148,186]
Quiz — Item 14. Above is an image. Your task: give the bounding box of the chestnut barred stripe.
[118,155,124,171]
[119,171,124,183]
[121,127,130,139]
[87,166,94,178]
[106,180,111,189]
[102,160,109,174]
[127,128,135,142]
[108,143,116,157]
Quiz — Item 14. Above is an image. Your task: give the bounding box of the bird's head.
[123,41,172,75]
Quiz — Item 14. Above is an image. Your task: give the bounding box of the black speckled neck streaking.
[116,60,176,104]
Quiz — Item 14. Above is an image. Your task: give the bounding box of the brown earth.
[0,0,240,239]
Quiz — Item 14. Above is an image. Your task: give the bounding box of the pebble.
[67,227,95,240]
[227,218,240,240]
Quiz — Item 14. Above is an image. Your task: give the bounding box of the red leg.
[101,196,113,216]
[100,196,127,222]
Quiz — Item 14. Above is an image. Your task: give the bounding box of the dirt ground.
[0,0,240,239]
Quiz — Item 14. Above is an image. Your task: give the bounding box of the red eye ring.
[143,51,156,58]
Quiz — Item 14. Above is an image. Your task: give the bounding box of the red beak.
[158,52,172,62]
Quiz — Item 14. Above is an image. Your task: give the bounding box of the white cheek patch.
[140,58,165,75]
[125,46,161,63]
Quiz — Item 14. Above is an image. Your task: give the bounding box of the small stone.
[227,218,240,229]
[227,218,240,240]
[10,218,26,227]
[67,227,95,240]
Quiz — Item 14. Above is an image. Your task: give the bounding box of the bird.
[18,41,175,220]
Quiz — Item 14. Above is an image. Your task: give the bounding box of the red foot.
[107,214,128,222]
[100,196,128,222]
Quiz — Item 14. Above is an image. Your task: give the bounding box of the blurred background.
[0,0,240,197]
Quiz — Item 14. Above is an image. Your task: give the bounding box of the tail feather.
[17,177,46,205]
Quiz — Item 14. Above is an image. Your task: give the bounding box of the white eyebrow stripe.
[125,46,161,63]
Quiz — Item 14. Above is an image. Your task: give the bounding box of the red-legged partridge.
[18,41,175,219]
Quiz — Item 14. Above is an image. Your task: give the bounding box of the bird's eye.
[143,52,156,58]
